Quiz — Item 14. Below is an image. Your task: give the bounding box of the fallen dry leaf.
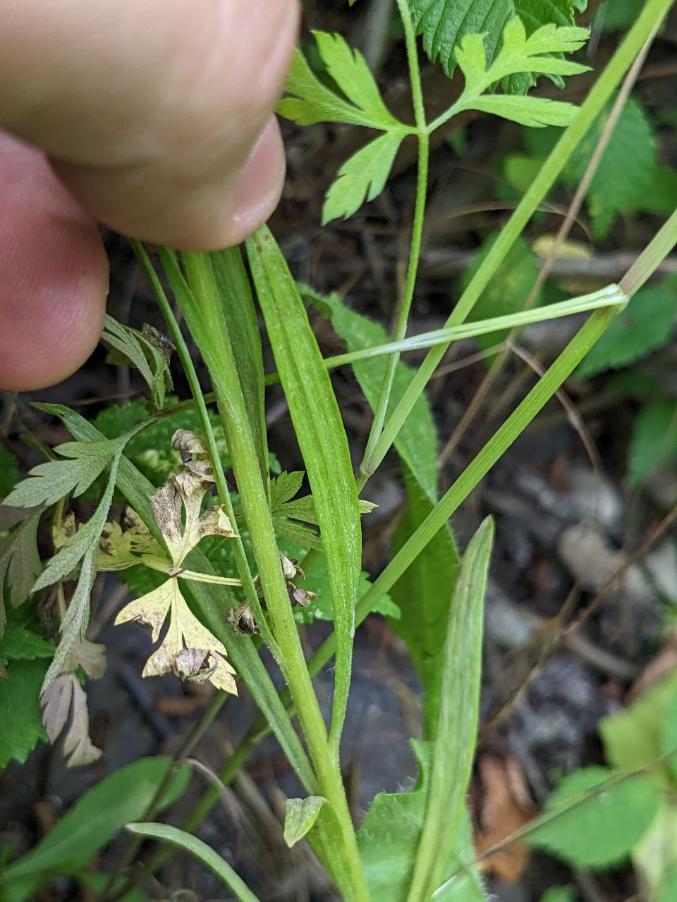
[474,753,535,883]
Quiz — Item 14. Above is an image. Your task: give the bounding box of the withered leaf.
[116,578,237,695]
[41,664,103,768]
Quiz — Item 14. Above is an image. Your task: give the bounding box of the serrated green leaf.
[283,796,328,847]
[278,32,399,129]
[567,97,656,238]
[578,282,677,377]
[270,471,305,511]
[408,518,494,899]
[601,670,677,789]
[314,30,396,124]
[628,402,677,487]
[0,621,53,665]
[412,0,582,82]
[391,467,461,737]
[0,757,189,900]
[248,227,361,747]
[102,315,173,412]
[357,742,484,901]
[323,131,404,224]
[3,437,123,509]
[528,767,661,868]
[0,658,49,768]
[126,823,258,902]
[0,443,20,498]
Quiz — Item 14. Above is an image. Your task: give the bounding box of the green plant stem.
[131,241,277,655]
[620,207,677,296]
[360,0,429,485]
[173,250,368,902]
[311,305,621,675]
[365,0,675,479]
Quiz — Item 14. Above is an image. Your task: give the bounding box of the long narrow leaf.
[211,248,269,490]
[127,822,259,902]
[407,518,494,900]
[38,404,317,793]
[248,227,361,753]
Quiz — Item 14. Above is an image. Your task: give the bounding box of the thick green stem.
[174,251,368,902]
[366,0,675,477]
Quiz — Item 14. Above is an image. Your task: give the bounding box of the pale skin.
[0,0,299,391]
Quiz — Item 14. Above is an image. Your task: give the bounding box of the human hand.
[0,0,299,390]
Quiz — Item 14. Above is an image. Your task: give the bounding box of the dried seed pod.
[226,603,260,635]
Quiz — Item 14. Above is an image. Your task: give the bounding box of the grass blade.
[248,227,361,754]
[211,248,269,490]
[127,822,259,902]
[406,517,494,901]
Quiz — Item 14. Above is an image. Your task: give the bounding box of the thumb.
[0,0,299,249]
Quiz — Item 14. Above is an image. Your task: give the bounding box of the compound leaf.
[323,131,404,224]
[412,0,582,83]
[454,17,588,125]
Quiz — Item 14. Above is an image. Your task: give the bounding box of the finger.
[0,0,299,248]
[0,132,108,391]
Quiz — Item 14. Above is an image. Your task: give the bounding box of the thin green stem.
[365,0,675,479]
[620,207,677,297]
[314,306,621,676]
[131,241,277,655]
[175,251,368,902]
[359,0,429,484]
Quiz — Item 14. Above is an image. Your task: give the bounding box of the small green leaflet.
[578,282,677,378]
[102,316,173,412]
[412,0,581,80]
[454,18,589,127]
[283,796,328,847]
[278,31,401,130]
[323,131,404,224]
[277,29,408,223]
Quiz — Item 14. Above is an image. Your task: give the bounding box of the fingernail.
[231,117,286,232]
